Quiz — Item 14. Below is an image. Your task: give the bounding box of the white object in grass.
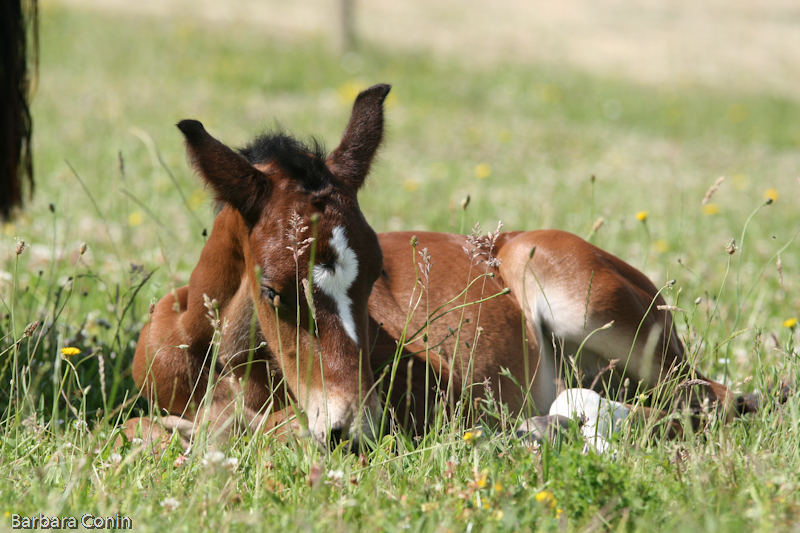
[549,388,630,452]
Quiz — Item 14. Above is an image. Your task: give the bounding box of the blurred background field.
[1,0,799,530]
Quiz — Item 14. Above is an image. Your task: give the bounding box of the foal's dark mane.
[238,133,329,192]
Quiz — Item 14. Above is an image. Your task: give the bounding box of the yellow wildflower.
[403,179,420,192]
[783,318,798,329]
[653,240,669,254]
[188,189,207,211]
[128,211,143,227]
[635,211,648,222]
[463,428,483,443]
[494,482,503,492]
[337,81,364,104]
[764,188,779,202]
[702,203,720,216]
[535,490,557,509]
[61,347,81,358]
[475,163,491,180]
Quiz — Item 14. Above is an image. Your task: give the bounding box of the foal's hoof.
[516,414,571,445]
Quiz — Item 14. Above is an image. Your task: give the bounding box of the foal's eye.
[262,286,281,308]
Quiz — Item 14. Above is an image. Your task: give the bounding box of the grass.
[1,3,799,531]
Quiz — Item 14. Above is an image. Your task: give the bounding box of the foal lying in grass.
[127,84,755,449]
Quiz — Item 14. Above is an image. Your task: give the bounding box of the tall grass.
[0,3,798,531]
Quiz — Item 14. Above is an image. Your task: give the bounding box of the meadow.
[1,2,799,531]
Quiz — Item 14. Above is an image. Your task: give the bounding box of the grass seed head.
[23,320,39,337]
[702,176,725,205]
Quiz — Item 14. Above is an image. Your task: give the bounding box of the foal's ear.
[177,120,270,227]
[327,84,391,191]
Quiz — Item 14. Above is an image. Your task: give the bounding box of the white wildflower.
[160,497,180,511]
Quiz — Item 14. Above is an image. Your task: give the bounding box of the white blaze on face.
[312,226,360,346]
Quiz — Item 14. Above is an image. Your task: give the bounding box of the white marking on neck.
[312,226,360,346]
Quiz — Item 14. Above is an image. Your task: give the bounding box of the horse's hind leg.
[497,230,728,411]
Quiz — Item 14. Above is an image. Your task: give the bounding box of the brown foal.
[129,84,744,448]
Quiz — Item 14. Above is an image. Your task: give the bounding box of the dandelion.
[494,482,503,492]
[733,173,749,190]
[475,162,491,180]
[702,203,720,216]
[635,211,648,222]
[337,80,364,104]
[188,188,206,211]
[128,211,143,227]
[653,240,669,254]
[61,347,81,358]
[403,178,420,192]
[535,490,557,509]
[463,428,483,443]
[474,470,489,489]
[784,318,798,329]
[764,188,779,202]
